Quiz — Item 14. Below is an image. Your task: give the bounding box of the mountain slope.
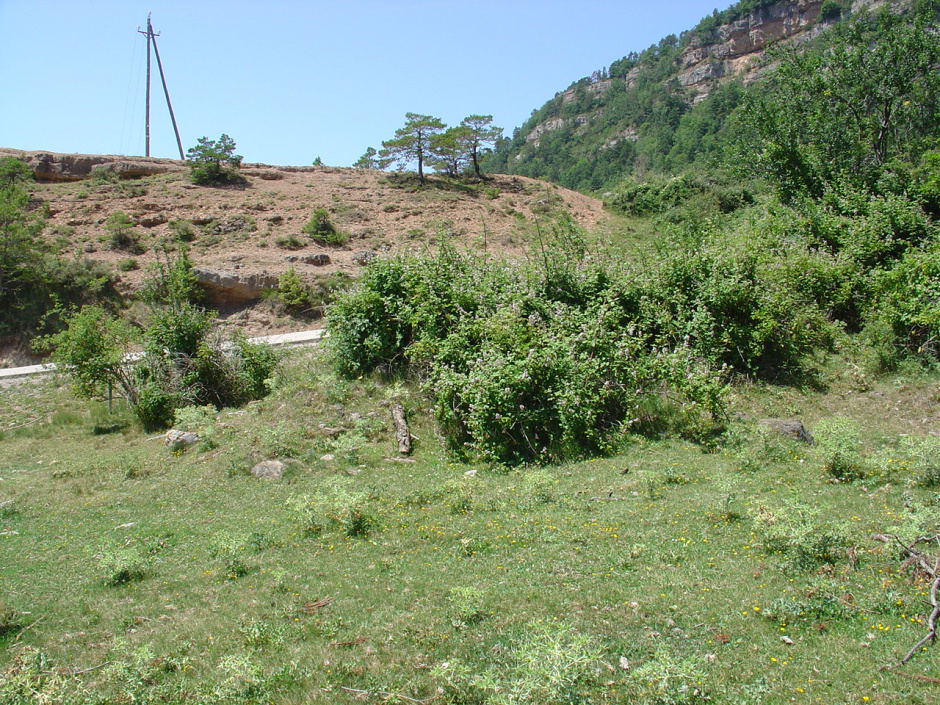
[484,0,888,191]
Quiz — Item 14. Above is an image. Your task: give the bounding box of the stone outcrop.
[0,148,184,182]
[193,267,280,303]
[286,254,331,266]
[165,429,199,451]
[677,0,825,94]
[526,0,836,141]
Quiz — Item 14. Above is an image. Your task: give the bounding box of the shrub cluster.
[328,218,727,465]
[0,156,121,341]
[302,208,348,246]
[42,251,278,431]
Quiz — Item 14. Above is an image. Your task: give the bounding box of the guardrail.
[0,328,327,382]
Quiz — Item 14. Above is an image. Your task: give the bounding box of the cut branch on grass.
[883,533,940,669]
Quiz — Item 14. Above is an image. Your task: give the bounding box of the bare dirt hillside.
[6,148,607,342]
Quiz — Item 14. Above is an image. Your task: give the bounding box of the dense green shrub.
[105,211,144,253]
[751,501,849,570]
[1,158,120,341]
[277,268,311,313]
[187,134,244,186]
[864,243,940,368]
[45,252,278,430]
[302,209,348,245]
[328,223,727,464]
[637,226,838,378]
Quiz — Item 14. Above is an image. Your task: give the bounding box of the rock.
[352,250,377,266]
[304,253,331,266]
[138,213,168,227]
[0,148,184,182]
[251,460,286,480]
[165,429,199,451]
[285,253,331,266]
[193,267,280,303]
[320,454,335,462]
[759,418,814,445]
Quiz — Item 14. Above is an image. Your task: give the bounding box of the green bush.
[1,160,120,341]
[288,481,374,537]
[625,646,710,704]
[186,134,244,186]
[814,417,867,482]
[168,219,196,242]
[46,254,277,431]
[277,267,311,313]
[328,227,727,465]
[105,211,145,254]
[302,209,348,245]
[97,546,147,585]
[433,621,600,704]
[211,532,252,579]
[751,501,850,570]
[864,244,940,368]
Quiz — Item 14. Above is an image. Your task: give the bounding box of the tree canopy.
[735,6,940,200]
[380,114,446,184]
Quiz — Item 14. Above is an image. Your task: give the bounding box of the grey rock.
[165,429,199,451]
[193,267,280,303]
[352,250,377,266]
[303,253,331,266]
[251,460,287,480]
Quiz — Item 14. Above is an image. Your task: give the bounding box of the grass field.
[1,346,938,704]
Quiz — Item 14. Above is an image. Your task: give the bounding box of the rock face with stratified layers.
[1,148,184,182]
[192,267,280,303]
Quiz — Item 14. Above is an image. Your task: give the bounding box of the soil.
[2,150,608,367]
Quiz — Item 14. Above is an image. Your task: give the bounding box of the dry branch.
[298,596,333,614]
[885,534,940,669]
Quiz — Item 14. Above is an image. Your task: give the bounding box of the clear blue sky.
[1,1,723,167]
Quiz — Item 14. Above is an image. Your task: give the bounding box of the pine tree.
[380,113,446,184]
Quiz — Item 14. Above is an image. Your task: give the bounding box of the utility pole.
[138,14,185,160]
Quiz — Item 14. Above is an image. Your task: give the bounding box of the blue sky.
[0,1,723,167]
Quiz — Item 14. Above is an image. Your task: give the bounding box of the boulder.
[251,460,287,480]
[193,267,280,303]
[165,429,199,451]
[758,418,814,445]
[302,253,331,266]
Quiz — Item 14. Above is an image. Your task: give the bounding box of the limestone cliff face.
[677,0,825,97]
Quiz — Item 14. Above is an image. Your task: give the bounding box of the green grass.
[0,350,938,703]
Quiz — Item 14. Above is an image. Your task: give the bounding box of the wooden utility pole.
[138,14,185,160]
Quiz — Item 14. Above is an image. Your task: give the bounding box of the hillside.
[0,148,605,364]
[484,0,894,191]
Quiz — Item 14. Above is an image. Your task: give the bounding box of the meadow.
[1,344,938,704]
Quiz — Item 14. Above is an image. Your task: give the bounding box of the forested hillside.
[483,0,854,191]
